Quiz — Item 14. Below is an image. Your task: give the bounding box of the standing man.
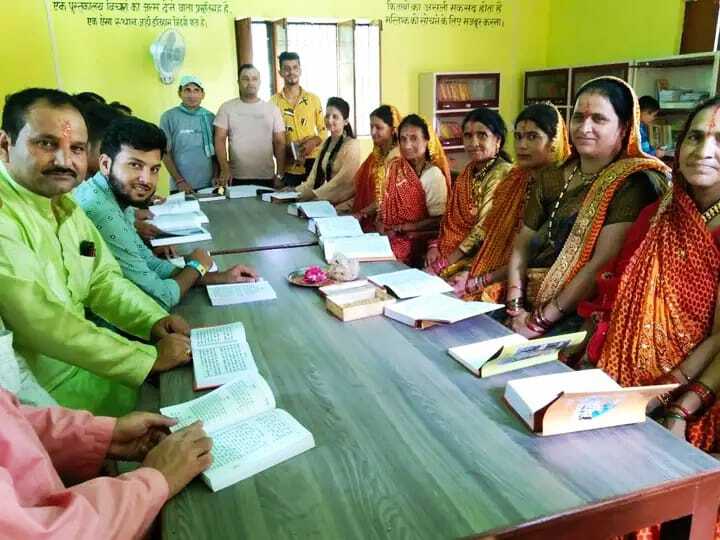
[214,64,286,188]
[0,88,191,416]
[159,75,216,193]
[270,52,327,187]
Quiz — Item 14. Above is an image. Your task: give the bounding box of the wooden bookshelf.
[524,68,569,106]
[419,71,501,174]
[571,62,630,99]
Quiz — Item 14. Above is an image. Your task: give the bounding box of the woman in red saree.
[379,114,451,265]
[578,96,720,540]
[504,77,669,337]
[345,105,401,230]
[424,108,513,278]
[450,103,571,301]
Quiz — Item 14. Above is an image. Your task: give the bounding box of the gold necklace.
[702,199,720,223]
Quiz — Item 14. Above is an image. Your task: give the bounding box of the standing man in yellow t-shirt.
[270,51,327,187]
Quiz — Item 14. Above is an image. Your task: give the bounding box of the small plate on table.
[287,266,335,288]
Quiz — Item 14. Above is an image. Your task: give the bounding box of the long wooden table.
[177,197,316,255]
[162,245,720,539]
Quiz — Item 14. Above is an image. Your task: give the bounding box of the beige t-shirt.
[420,165,448,216]
[214,98,285,179]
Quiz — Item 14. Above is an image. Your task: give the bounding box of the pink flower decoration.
[303,266,327,284]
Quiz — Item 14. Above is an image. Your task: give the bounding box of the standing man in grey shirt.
[214,64,286,188]
[159,75,216,193]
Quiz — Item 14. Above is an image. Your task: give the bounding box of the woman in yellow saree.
[424,108,513,278]
[450,103,571,301]
[505,76,670,337]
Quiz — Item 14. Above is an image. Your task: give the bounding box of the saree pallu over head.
[533,77,670,306]
[467,103,571,302]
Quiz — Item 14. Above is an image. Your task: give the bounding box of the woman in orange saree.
[379,114,451,265]
[425,108,513,278]
[347,105,401,231]
[580,96,720,540]
[504,77,669,338]
[450,103,571,301]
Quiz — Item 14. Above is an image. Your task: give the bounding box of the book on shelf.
[160,371,315,492]
[448,331,587,378]
[368,268,453,299]
[206,280,277,306]
[287,201,337,218]
[504,369,677,436]
[190,322,257,390]
[322,234,395,263]
[384,293,502,328]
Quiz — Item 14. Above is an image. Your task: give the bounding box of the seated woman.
[451,103,571,301]
[580,97,720,540]
[505,77,669,337]
[425,108,513,278]
[379,114,451,265]
[346,105,402,229]
[296,97,363,205]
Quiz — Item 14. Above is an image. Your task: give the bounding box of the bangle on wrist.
[688,381,716,412]
[665,412,687,422]
[185,259,208,277]
[668,403,694,420]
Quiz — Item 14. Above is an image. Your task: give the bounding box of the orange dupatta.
[533,77,670,306]
[467,104,571,302]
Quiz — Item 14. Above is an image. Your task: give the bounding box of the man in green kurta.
[0,88,192,415]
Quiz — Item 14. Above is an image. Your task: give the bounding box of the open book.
[384,293,502,328]
[310,216,364,239]
[504,369,677,436]
[207,280,277,306]
[322,234,395,263]
[368,268,453,299]
[191,323,257,390]
[160,372,315,492]
[448,331,586,377]
[288,201,337,218]
[149,197,201,216]
[149,210,208,229]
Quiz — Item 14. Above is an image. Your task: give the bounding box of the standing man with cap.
[159,75,216,193]
[271,52,327,187]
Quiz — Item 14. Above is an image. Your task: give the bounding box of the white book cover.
[194,187,227,202]
[228,185,271,199]
[289,201,337,218]
[207,280,277,306]
[149,226,212,247]
[384,293,502,327]
[313,216,363,239]
[160,372,315,492]
[322,235,395,263]
[189,323,258,389]
[270,191,300,201]
[149,211,208,232]
[368,268,453,299]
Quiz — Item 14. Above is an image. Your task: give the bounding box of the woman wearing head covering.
[379,114,451,265]
[296,97,364,205]
[452,103,571,301]
[579,96,720,540]
[347,105,401,230]
[505,76,670,337]
[425,108,514,278]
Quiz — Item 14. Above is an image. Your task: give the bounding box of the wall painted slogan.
[50,1,229,28]
[384,0,504,27]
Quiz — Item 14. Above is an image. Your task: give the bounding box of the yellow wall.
[546,0,685,67]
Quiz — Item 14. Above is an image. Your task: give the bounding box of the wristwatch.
[185,259,208,277]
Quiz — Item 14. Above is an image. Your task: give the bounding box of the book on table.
[384,293,503,328]
[190,322,257,390]
[504,369,677,436]
[149,210,208,229]
[368,268,452,299]
[323,281,396,321]
[287,201,337,218]
[268,191,300,203]
[310,216,363,239]
[149,197,201,216]
[322,234,395,263]
[193,187,227,202]
[227,185,271,199]
[448,331,587,377]
[206,280,277,306]
[160,371,315,492]
[149,226,212,247]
